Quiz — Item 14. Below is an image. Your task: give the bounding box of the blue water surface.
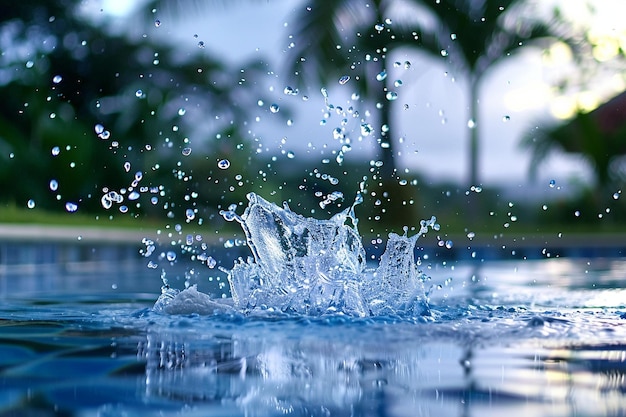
[1,247,626,417]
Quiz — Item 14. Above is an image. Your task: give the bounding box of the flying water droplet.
[283,86,299,95]
[502,115,511,122]
[376,70,387,81]
[549,179,555,188]
[182,147,192,156]
[178,108,186,116]
[27,199,35,209]
[338,75,350,85]
[65,202,78,213]
[219,209,238,222]
[360,123,373,136]
[386,91,398,101]
[128,191,140,200]
[135,89,144,98]
[217,159,231,169]
[52,75,62,84]
[51,146,60,156]
[394,80,403,87]
[269,103,280,113]
[49,179,59,191]
[467,119,476,129]
[613,191,621,200]
[124,161,131,172]
[154,19,161,27]
[94,124,104,134]
[185,208,195,220]
[166,251,177,262]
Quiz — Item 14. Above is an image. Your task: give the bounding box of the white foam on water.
[155,192,438,317]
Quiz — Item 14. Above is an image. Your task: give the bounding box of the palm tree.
[522,91,626,188]
[287,0,570,188]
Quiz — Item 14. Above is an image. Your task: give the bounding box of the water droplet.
[154,19,161,27]
[65,202,78,212]
[128,191,140,200]
[27,199,35,209]
[574,210,581,217]
[101,195,113,209]
[166,251,177,262]
[217,159,230,169]
[220,209,237,222]
[197,41,205,48]
[502,115,511,122]
[94,124,104,134]
[404,61,411,69]
[386,91,398,101]
[321,87,328,98]
[549,179,555,188]
[135,89,144,98]
[360,123,373,136]
[182,147,192,156]
[25,60,34,69]
[178,108,186,116]
[51,146,60,156]
[52,75,62,84]
[99,130,111,140]
[124,161,131,172]
[338,75,350,85]
[49,113,56,119]
[49,179,59,191]
[467,119,476,129]
[394,80,403,88]
[269,103,280,113]
[185,208,195,220]
[613,191,621,200]
[283,86,298,95]
[445,240,453,249]
[376,70,387,81]
[374,23,384,31]
[440,49,449,57]
[287,151,295,159]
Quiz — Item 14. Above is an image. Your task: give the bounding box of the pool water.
[1,256,626,417]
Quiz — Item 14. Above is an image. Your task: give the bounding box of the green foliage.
[0,0,271,219]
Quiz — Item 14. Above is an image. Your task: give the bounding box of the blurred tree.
[0,0,268,220]
[287,0,570,189]
[523,91,626,188]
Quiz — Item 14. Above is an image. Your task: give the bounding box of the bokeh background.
[2,0,626,236]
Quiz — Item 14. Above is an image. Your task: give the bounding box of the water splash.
[155,192,437,317]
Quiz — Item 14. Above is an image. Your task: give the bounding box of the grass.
[0,202,163,230]
[3,199,626,239]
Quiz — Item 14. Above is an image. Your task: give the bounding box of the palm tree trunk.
[468,76,480,187]
[378,67,396,179]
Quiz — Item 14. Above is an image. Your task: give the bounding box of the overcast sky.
[93,0,626,193]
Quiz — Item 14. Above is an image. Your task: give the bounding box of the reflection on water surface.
[0,250,625,416]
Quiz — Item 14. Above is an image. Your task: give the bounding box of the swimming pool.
[1,246,625,417]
